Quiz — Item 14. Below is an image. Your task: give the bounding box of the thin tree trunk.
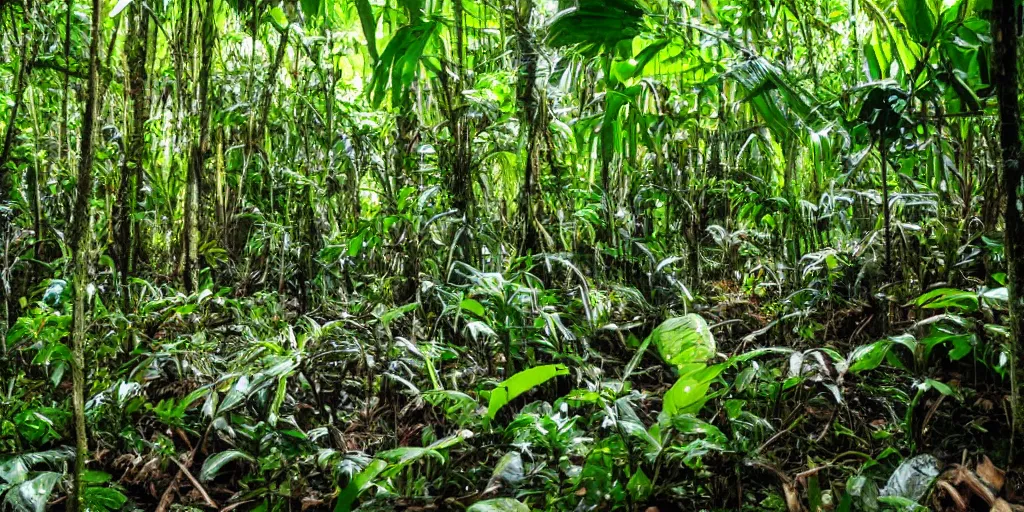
[451,0,473,224]
[114,1,150,302]
[69,0,103,508]
[60,0,74,162]
[515,0,542,254]
[880,134,891,281]
[992,0,1024,457]
[184,0,216,291]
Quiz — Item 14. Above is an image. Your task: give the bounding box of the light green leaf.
[661,364,724,417]
[848,341,890,373]
[648,314,716,376]
[348,233,364,257]
[460,298,485,317]
[265,7,288,30]
[83,486,129,512]
[486,364,569,420]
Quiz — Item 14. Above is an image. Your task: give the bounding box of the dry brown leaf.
[991,498,1013,512]
[936,480,967,512]
[784,482,805,512]
[301,497,325,511]
[979,456,1006,493]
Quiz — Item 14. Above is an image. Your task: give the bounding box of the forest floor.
[5,273,1017,512]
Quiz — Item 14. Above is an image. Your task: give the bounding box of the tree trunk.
[451,0,473,224]
[515,0,543,255]
[58,0,75,162]
[992,0,1024,455]
[184,0,216,291]
[68,0,103,508]
[114,1,150,302]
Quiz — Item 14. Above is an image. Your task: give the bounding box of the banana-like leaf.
[545,0,645,55]
[486,364,569,420]
[199,450,255,481]
[369,20,439,107]
[2,472,60,512]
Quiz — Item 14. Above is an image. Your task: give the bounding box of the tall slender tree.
[114,1,151,300]
[992,0,1024,450]
[68,0,103,508]
[515,0,543,254]
[184,0,217,291]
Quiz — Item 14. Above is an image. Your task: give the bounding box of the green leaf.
[42,279,66,307]
[0,449,73,485]
[661,364,724,417]
[467,498,530,512]
[460,298,485,317]
[354,0,378,62]
[81,470,112,484]
[378,302,419,326]
[335,459,387,512]
[347,233,364,257]
[2,472,60,512]
[915,288,979,312]
[486,364,570,420]
[265,7,289,30]
[488,452,524,489]
[82,486,129,512]
[627,468,652,500]
[897,0,938,43]
[199,450,255,481]
[848,341,890,373]
[648,314,717,376]
[300,0,320,18]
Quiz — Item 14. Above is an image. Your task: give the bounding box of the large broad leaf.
[486,364,569,420]
[467,498,530,512]
[915,288,979,312]
[199,450,255,481]
[847,340,891,373]
[880,454,940,504]
[724,58,816,139]
[82,486,129,512]
[0,448,73,485]
[368,20,439,107]
[545,0,645,55]
[487,452,524,490]
[661,364,725,417]
[2,472,60,512]
[648,314,716,376]
[897,0,938,44]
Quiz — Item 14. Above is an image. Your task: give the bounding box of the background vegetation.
[2,0,1024,510]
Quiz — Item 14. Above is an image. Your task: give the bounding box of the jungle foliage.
[2,0,1024,510]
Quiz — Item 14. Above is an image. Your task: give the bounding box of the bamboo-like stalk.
[68,0,103,508]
